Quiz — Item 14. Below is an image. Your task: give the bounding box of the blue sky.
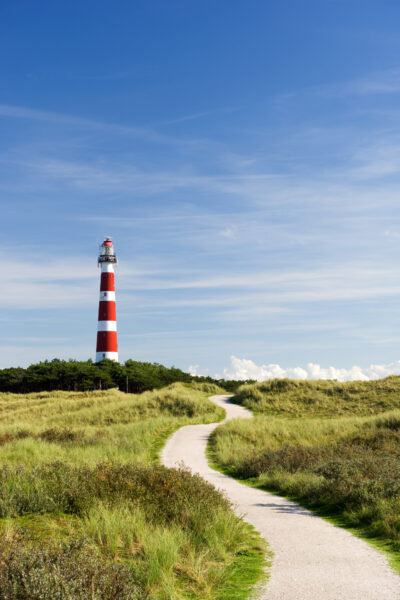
[3,1,400,380]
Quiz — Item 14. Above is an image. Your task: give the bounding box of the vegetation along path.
[162,395,400,600]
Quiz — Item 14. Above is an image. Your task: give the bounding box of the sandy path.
[162,394,400,599]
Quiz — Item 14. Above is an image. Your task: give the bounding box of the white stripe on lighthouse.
[101,263,115,273]
[99,291,116,301]
[96,351,119,362]
[97,321,117,332]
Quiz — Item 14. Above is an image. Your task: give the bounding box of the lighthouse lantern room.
[96,238,119,362]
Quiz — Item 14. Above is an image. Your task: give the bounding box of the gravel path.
[162,394,400,599]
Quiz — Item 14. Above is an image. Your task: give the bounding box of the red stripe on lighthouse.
[98,301,117,321]
[96,331,118,352]
[100,273,115,292]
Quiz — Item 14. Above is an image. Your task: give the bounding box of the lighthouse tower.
[96,238,118,362]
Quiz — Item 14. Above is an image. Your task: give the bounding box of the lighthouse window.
[103,353,106,358]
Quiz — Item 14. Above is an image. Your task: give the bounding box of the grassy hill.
[0,382,224,466]
[233,376,400,416]
[0,382,265,600]
[210,376,400,566]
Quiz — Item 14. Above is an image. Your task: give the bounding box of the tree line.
[0,359,250,394]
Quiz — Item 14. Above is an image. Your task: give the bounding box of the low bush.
[0,536,140,600]
[0,462,229,523]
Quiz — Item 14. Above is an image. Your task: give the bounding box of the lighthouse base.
[96,351,119,362]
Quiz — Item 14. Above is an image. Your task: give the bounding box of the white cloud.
[220,227,235,239]
[188,364,210,377]
[221,355,400,382]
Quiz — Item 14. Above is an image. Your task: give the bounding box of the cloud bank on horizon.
[207,356,400,383]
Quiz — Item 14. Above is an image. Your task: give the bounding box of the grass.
[0,382,225,466]
[210,377,400,572]
[233,375,400,416]
[0,382,266,600]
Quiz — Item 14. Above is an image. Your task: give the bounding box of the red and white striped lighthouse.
[96,238,118,362]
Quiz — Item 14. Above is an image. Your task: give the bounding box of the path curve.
[162,395,400,600]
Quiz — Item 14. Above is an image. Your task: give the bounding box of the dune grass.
[0,382,266,600]
[233,375,400,416]
[0,383,225,466]
[211,377,400,566]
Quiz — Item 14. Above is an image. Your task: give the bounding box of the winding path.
[162,395,400,600]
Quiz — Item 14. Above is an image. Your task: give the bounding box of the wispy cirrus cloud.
[119,265,400,292]
[276,67,400,104]
[163,105,240,125]
[0,104,197,146]
[0,253,149,309]
[5,248,400,314]
[335,68,400,96]
[9,153,400,213]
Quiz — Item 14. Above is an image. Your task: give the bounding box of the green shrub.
[0,536,141,600]
[0,463,229,524]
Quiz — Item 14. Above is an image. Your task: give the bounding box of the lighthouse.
[96,238,119,362]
